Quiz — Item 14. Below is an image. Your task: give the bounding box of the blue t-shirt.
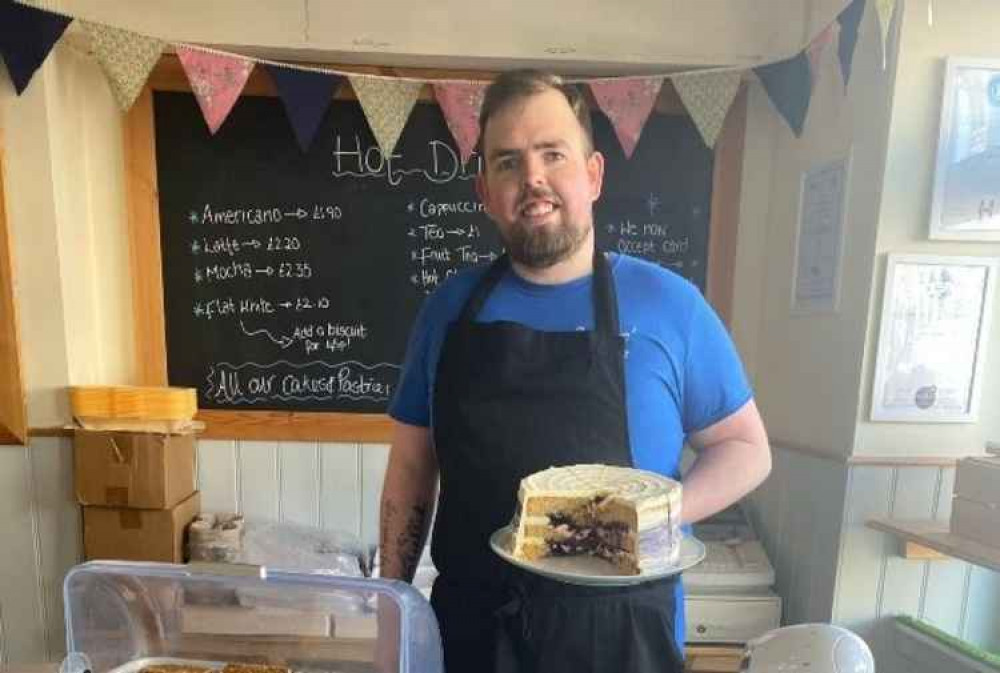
[389,252,753,648]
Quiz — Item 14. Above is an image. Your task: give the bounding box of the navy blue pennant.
[0,0,72,94]
[837,0,866,86]
[754,52,813,137]
[266,65,342,152]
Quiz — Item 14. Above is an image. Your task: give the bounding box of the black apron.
[429,249,683,673]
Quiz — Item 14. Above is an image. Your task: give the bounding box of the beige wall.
[1,42,134,429]
[735,1,896,458]
[855,0,1000,456]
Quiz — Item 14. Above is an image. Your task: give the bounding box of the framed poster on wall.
[791,156,849,314]
[929,58,1000,241]
[871,254,997,423]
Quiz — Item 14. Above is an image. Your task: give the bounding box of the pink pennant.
[807,24,840,79]
[176,46,254,134]
[589,78,663,159]
[433,82,487,164]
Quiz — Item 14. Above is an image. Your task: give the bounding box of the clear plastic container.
[59,561,442,673]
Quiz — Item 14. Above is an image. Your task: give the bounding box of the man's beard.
[502,216,590,269]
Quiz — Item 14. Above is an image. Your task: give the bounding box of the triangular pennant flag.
[81,21,163,110]
[176,46,253,135]
[349,75,423,156]
[754,52,813,137]
[876,0,897,56]
[266,65,341,152]
[0,0,72,94]
[670,71,741,149]
[433,82,486,165]
[837,0,866,86]
[807,24,840,82]
[589,78,663,159]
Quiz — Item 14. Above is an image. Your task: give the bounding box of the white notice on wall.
[793,158,849,313]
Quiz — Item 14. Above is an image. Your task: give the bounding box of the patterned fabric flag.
[837,0,866,86]
[266,65,342,152]
[670,71,741,149]
[589,78,663,159]
[0,0,72,94]
[807,24,840,83]
[349,75,423,156]
[876,0,897,57]
[176,46,254,135]
[754,52,813,137]
[82,21,163,110]
[433,82,486,165]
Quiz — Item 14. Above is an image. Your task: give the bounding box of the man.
[379,70,771,673]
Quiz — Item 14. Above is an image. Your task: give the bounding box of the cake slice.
[510,464,682,575]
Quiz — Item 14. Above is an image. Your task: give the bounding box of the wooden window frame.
[126,56,745,442]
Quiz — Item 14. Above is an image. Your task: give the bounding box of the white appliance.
[684,505,782,644]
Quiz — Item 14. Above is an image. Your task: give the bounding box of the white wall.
[748,447,1000,672]
[0,439,78,664]
[734,0,895,458]
[854,0,1000,457]
[44,0,811,74]
[0,437,390,664]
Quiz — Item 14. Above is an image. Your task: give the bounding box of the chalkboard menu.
[154,91,713,413]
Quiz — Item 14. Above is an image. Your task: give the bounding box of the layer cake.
[510,464,682,575]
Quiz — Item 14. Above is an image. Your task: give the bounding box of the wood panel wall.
[748,445,1000,673]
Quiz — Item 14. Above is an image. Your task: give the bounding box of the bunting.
[670,71,742,149]
[0,0,890,152]
[875,0,897,59]
[0,0,72,94]
[837,0,866,86]
[433,82,486,165]
[266,65,341,152]
[807,24,840,83]
[82,21,163,110]
[589,77,663,159]
[349,75,423,156]
[754,52,813,137]
[176,46,253,134]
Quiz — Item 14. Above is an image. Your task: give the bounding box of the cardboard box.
[950,496,1000,549]
[954,456,1000,506]
[83,491,201,563]
[74,429,196,508]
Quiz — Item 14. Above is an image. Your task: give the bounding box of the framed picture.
[871,254,997,423]
[929,58,1000,240]
[791,155,850,314]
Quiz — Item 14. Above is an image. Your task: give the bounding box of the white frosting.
[513,464,683,572]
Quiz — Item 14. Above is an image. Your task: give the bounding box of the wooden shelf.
[867,518,1000,572]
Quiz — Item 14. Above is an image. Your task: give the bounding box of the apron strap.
[592,248,620,338]
[458,253,511,325]
[456,248,621,338]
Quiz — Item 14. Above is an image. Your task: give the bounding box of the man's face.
[476,89,604,269]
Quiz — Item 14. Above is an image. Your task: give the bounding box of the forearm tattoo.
[381,499,429,583]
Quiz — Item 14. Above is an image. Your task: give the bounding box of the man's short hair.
[478,69,594,160]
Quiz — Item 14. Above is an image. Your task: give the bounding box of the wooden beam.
[197,410,392,443]
[0,126,28,445]
[125,86,168,386]
[706,85,747,327]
